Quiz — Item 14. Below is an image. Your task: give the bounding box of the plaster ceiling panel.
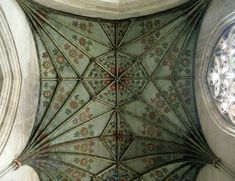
[1,0,235,180]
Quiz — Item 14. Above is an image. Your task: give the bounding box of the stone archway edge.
[0,0,40,176]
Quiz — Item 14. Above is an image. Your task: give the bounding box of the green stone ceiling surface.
[11,0,235,180]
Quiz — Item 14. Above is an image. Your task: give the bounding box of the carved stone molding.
[195,0,235,180]
[0,0,39,175]
[34,0,188,20]
[0,7,22,157]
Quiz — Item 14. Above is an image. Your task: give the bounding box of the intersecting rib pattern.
[10,0,235,180]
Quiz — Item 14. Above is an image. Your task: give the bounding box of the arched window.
[207,24,235,125]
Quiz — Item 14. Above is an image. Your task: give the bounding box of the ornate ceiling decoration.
[1,0,234,180]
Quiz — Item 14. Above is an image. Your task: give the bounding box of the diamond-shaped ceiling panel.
[4,0,235,180]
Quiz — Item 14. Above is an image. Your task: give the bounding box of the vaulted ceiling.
[1,0,235,180]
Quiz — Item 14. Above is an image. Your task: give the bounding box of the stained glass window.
[208,24,235,124]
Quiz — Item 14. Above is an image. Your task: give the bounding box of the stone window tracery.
[208,25,235,124]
